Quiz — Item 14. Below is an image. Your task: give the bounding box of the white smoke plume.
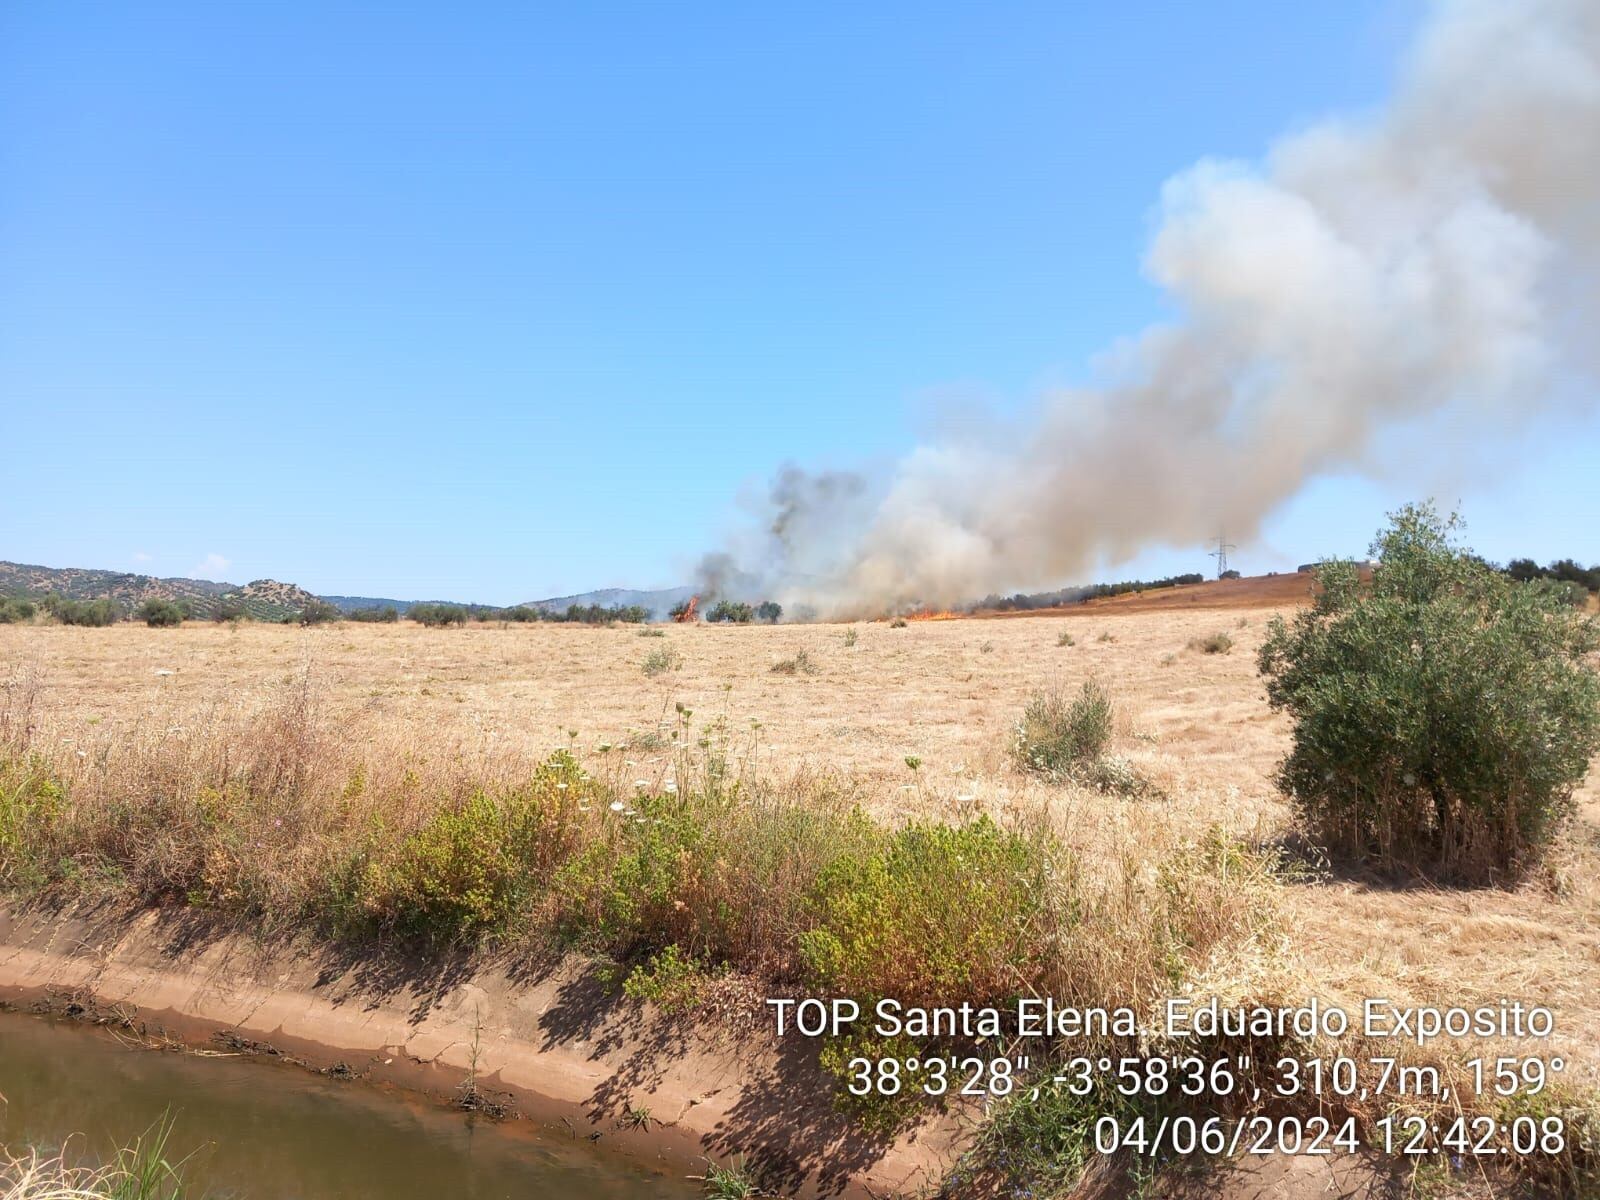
[700,0,1600,619]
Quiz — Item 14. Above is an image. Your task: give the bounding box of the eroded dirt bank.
[0,901,962,1198]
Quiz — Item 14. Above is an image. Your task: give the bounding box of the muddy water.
[0,1011,699,1199]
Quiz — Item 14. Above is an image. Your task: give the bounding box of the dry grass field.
[8,609,1600,1050]
[5,601,1600,1190]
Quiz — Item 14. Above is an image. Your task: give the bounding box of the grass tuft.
[642,645,683,676]
[769,649,819,676]
[1187,631,1234,654]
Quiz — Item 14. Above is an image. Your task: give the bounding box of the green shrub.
[1542,579,1593,610]
[0,597,36,624]
[0,758,67,888]
[969,1069,1155,1200]
[409,603,467,628]
[798,815,1049,1007]
[1259,503,1600,882]
[360,792,517,936]
[1506,556,1600,593]
[42,596,118,626]
[549,602,648,624]
[1187,631,1233,654]
[642,645,683,677]
[1056,629,1075,647]
[1012,680,1112,775]
[356,752,598,939]
[622,943,705,1011]
[706,600,754,623]
[212,597,247,623]
[347,606,399,623]
[755,601,783,624]
[550,787,730,955]
[297,600,341,625]
[136,599,184,628]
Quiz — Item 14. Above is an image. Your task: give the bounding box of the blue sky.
[3,0,1595,604]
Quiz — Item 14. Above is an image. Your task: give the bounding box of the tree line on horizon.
[2,555,1595,628]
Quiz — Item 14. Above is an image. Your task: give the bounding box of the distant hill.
[523,586,695,620]
[318,594,472,615]
[0,559,320,621]
[0,559,696,622]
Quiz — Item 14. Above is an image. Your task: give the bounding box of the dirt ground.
[5,600,1600,1097]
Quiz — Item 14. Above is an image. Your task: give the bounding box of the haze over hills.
[0,559,696,621]
[522,586,695,619]
[317,593,478,615]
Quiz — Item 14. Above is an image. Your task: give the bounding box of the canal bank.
[0,901,961,1198]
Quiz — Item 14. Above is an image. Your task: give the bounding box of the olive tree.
[1259,504,1600,883]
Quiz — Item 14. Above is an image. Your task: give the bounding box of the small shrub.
[972,1071,1148,1200]
[551,791,712,953]
[842,627,858,647]
[770,649,819,676]
[1056,629,1075,647]
[979,640,994,654]
[622,943,705,1011]
[347,606,399,623]
[136,599,184,628]
[642,645,683,677]
[706,600,755,623]
[552,602,648,624]
[889,617,908,629]
[297,600,341,626]
[798,815,1050,1008]
[1187,631,1233,654]
[492,606,542,623]
[1012,681,1112,775]
[0,759,67,888]
[42,596,118,626]
[212,597,247,623]
[1096,631,1113,643]
[1259,503,1600,882]
[355,753,598,939]
[638,627,665,638]
[409,603,467,628]
[755,601,783,624]
[0,597,37,624]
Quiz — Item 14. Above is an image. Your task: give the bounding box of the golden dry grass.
[4,609,1600,1094]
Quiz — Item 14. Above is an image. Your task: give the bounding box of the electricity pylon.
[1210,530,1237,579]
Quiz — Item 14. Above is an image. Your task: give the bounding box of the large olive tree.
[1259,504,1600,883]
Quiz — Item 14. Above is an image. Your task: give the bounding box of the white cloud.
[192,553,232,580]
[131,551,153,564]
